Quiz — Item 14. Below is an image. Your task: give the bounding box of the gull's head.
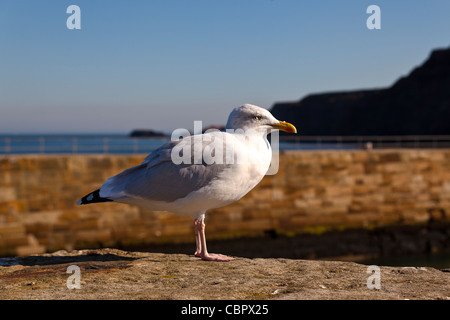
[225,104,297,135]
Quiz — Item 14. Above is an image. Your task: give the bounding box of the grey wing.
[100,133,230,203]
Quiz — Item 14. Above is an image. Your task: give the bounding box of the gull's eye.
[254,115,262,121]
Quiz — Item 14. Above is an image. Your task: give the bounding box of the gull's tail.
[76,189,113,205]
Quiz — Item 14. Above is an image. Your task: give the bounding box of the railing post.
[133,139,138,154]
[39,137,45,154]
[103,138,109,153]
[5,138,11,154]
[414,136,419,148]
[72,137,78,154]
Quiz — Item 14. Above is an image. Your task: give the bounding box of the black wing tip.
[77,189,113,205]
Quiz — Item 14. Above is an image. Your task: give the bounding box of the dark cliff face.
[271,47,450,136]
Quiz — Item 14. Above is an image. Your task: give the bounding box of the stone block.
[325,186,352,197]
[363,162,378,174]
[75,229,112,243]
[16,234,46,257]
[353,185,373,195]
[0,223,26,235]
[0,187,17,202]
[382,162,409,173]
[379,152,401,163]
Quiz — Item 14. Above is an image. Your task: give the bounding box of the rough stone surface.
[0,248,449,300]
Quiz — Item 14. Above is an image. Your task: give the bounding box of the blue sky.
[1,0,449,134]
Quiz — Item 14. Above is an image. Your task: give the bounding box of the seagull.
[77,104,297,261]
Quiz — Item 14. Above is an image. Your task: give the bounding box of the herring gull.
[77,104,297,261]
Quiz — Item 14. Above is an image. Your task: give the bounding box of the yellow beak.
[271,121,297,133]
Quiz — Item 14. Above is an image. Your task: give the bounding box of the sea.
[0,134,168,155]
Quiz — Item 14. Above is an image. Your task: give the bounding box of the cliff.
[271,47,450,136]
[0,248,449,300]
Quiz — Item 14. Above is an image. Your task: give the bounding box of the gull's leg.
[194,214,234,262]
[194,219,201,257]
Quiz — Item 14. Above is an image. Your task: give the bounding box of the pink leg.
[194,219,201,257]
[193,215,234,262]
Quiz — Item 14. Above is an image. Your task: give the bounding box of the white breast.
[169,133,272,216]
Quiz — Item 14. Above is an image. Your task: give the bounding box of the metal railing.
[1,135,450,155]
[278,135,450,150]
[0,136,170,155]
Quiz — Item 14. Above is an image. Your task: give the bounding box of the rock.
[129,129,168,138]
[271,47,450,135]
[0,248,448,300]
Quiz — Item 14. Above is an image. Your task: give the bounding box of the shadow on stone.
[0,253,138,267]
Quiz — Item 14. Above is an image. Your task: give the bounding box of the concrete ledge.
[0,248,448,300]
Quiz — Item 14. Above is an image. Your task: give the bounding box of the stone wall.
[1,150,450,257]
